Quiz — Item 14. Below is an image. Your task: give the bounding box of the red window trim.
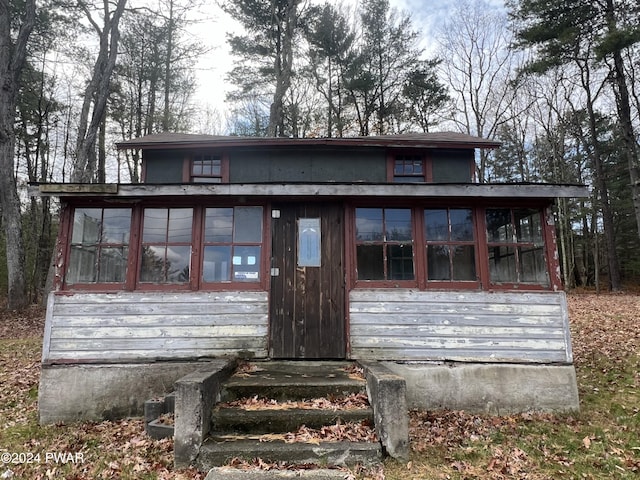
[184,152,229,183]
[386,151,432,182]
[350,203,554,291]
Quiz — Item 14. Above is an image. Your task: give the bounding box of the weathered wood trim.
[349,290,573,364]
[43,291,269,364]
[31,183,589,199]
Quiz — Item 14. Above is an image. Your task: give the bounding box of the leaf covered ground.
[0,293,638,479]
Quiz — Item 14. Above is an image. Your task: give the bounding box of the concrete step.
[195,437,382,471]
[205,467,351,480]
[212,406,374,434]
[220,361,366,402]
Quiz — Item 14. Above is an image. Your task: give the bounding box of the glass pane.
[98,247,128,283]
[356,244,384,280]
[515,209,543,243]
[234,206,263,242]
[203,245,231,282]
[450,209,474,241]
[140,246,166,282]
[168,208,193,243]
[519,247,549,285]
[425,209,449,241]
[427,245,450,280]
[205,208,233,243]
[489,245,517,283]
[67,246,97,283]
[356,208,383,241]
[71,208,102,244]
[102,209,131,244]
[486,209,513,243]
[387,244,414,280]
[166,245,191,283]
[385,209,412,241]
[232,245,261,281]
[143,209,168,243]
[452,245,476,281]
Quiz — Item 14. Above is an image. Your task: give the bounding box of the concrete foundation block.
[174,359,237,468]
[382,362,580,414]
[38,362,209,424]
[359,361,409,461]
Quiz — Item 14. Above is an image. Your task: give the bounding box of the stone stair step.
[212,407,374,434]
[220,361,366,402]
[196,437,382,470]
[205,467,351,480]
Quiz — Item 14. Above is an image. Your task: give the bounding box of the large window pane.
[450,209,474,241]
[356,208,383,241]
[204,208,233,243]
[519,247,549,284]
[71,208,101,244]
[515,209,543,243]
[452,245,476,281]
[102,209,132,243]
[203,246,231,281]
[425,209,448,241]
[356,244,384,280]
[167,209,193,243]
[142,209,168,242]
[202,206,263,283]
[67,207,131,285]
[232,245,261,281]
[68,246,97,283]
[427,245,450,280]
[425,208,476,282]
[97,247,128,283]
[385,209,412,241]
[486,208,513,242]
[234,207,263,242]
[140,208,193,284]
[488,245,517,283]
[388,244,414,280]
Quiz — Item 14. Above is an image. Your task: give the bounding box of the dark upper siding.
[431,149,474,182]
[229,147,387,183]
[144,150,184,183]
[141,146,475,184]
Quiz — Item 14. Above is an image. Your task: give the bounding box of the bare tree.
[0,0,36,309]
[71,0,127,183]
[437,0,524,182]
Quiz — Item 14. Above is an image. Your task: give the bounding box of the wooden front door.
[270,203,346,359]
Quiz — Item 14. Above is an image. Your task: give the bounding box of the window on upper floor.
[191,154,222,183]
[393,155,425,182]
[66,208,132,285]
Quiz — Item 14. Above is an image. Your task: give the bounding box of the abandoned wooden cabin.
[35,132,586,423]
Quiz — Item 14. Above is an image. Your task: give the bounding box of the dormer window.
[191,154,222,183]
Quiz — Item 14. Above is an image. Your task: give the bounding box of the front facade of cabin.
[37,133,585,422]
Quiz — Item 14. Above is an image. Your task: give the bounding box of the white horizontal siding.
[349,290,573,364]
[42,291,269,364]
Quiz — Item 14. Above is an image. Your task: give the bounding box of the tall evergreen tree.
[223,0,301,137]
[0,0,36,309]
[508,0,640,289]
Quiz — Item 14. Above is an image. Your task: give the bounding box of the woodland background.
[2,0,640,308]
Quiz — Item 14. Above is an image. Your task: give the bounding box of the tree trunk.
[604,0,640,246]
[268,0,298,137]
[0,0,36,309]
[72,0,127,182]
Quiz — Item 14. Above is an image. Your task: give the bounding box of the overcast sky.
[190,0,506,121]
